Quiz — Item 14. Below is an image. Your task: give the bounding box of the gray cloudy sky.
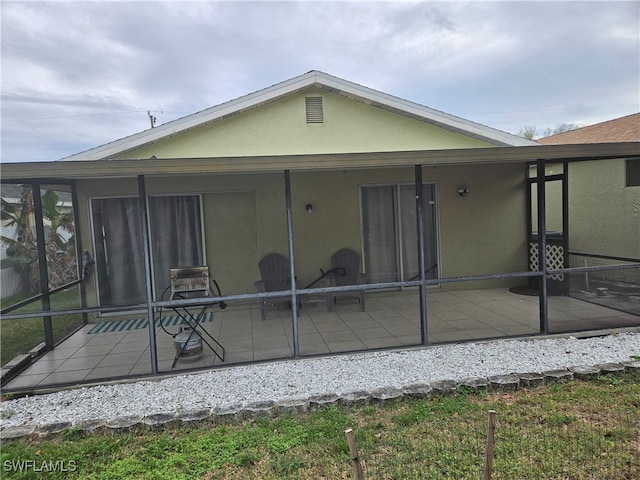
[1,0,639,163]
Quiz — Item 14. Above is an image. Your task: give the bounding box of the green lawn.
[1,372,638,479]
[0,289,83,366]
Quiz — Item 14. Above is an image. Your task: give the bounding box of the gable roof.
[60,70,536,162]
[537,113,640,145]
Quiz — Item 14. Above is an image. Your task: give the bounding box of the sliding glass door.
[361,184,438,284]
[91,195,204,306]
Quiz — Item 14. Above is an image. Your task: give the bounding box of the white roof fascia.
[59,71,321,162]
[59,70,536,162]
[310,72,537,147]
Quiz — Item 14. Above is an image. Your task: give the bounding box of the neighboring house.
[1,71,638,384]
[538,113,640,144]
[537,113,640,287]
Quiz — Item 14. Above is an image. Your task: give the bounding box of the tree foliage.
[1,186,77,294]
[519,123,582,140]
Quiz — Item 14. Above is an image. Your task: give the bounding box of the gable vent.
[305,96,324,123]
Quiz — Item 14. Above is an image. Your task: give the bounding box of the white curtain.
[362,186,398,283]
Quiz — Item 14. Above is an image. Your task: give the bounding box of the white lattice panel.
[529,242,539,271]
[529,242,564,281]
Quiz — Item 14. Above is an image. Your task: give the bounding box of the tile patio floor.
[4,288,639,391]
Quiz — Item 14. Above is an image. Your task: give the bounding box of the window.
[626,159,640,187]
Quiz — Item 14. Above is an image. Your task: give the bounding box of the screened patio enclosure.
[1,142,639,393]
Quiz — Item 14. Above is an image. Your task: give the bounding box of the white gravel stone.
[1,332,638,430]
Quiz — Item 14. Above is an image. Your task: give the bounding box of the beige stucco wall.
[74,162,528,307]
[114,87,490,160]
[567,159,640,260]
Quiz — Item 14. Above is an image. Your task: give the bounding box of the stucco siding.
[435,163,528,287]
[114,88,492,160]
[75,163,528,310]
[568,159,640,260]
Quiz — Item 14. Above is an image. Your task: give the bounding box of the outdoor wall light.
[457,187,470,197]
[306,203,313,214]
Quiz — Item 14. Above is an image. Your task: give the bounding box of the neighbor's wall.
[531,159,640,261]
[567,159,640,260]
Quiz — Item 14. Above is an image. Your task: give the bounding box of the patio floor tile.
[3,288,638,391]
[57,356,104,372]
[362,337,404,349]
[326,340,367,353]
[96,351,145,368]
[429,330,474,343]
[254,347,293,361]
[42,369,92,384]
[86,365,133,380]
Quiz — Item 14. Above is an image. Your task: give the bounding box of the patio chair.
[255,253,296,320]
[325,248,366,312]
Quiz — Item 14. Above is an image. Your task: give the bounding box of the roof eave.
[313,73,536,147]
[59,71,535,162]
[59,71,324,162]
[5,142,638,182]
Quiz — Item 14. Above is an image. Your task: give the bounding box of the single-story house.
[1,71,638,392]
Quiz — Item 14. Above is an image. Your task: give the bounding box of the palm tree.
[1,186,76,294]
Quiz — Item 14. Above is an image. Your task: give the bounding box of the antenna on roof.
[147,111,157,128]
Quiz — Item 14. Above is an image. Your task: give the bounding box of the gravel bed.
[1,332,638,435]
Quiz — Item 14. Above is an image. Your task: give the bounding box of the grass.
[0,289,83,366]
[1,372,638,479]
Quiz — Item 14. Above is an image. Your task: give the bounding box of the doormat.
[87,313,214,334]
